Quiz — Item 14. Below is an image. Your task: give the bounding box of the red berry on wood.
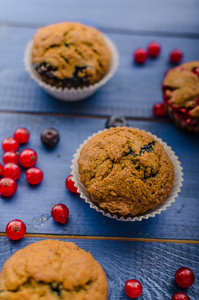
[51,204,69,224]
[148,42,161,58]
[170,49,183,64]
[14,128,30,144]
[125,279,143,298]
[153,103,166,117]
[3,163,21,180]
[134,48,147,64]
[2,137,18,152]
[19,149,37,167]
[0,178,17,196]
[26,167,43,185]
[65,175,78,194]
[172,292,190,300]
[6,219,26,240]
[3,152,18,164]
[175,267,195,288]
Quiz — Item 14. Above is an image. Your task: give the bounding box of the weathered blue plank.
[0,113,198,240]
[0,27,199,117]
[0,237,198,299]
[0,0,198,36]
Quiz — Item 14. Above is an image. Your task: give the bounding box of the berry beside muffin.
[0,239,108,300]
[77,127,175,218]
[162,61,199,132]
[31,22,111,89]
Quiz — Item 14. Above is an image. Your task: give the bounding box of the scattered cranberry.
[65,175,78,194]
[125,279,143,298]
[3,151,18,164]
[26,167,43,185]
[175,267,195,288]
[6,219,26,240]
[51,204,69,224]
[172,292,190,300]
[14,128,30,144]
[148,42,161,58]
[41,128,60,149]
[134,48,147,64]
[153,102,167,117]
[2,137,19,152]
[0,163,3,176]
[0,178,17,196]
[170,49,183,64]
[19,149,37,167]
[3,163,21,181]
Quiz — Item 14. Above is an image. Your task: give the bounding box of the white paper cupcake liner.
[71,128,184,222]
[24,35,119,101]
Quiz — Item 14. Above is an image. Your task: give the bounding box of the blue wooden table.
[0,1,198,299]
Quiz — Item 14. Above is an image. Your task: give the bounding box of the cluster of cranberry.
[133,42,183,65]
[0,128,44,240]
[133,42,184,118]
[125,267,195,299]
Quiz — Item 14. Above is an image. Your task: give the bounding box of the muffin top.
[0,239,108,300]
[31,22,111,88]
[163,61,199,117]
[78,127,174,217]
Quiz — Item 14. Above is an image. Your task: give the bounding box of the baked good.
[0,239,108,300]
[162,61,199,132]
[31,22,111,89]
[78,127,174,217]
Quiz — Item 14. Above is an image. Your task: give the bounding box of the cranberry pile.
[0,128,43,198]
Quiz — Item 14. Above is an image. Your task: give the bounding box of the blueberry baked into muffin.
[31,22,111,89]
[0,239,108,300]
[78,127,174,217]
[162,61,199,132]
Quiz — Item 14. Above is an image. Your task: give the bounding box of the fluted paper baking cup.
[71,129,183,222]
[24,35,119,101]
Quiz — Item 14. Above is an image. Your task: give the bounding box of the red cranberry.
[175,267,195,288]
[170,49,183,64]
[153,103,167,117]
[0,163,3,176]
[6,219,26,240]
[134,48,147,64]
[51,204,69,224]
[3,152,18,164]
[65,175,78,194]
[172,292,190,300]
[125,279,143,298]
[2,137,18,152]
[14,128,30,144]
[26,167,43,185]
[41,128,60,148]
[148,42,161,58]
[3,163,21,181]
[0,178,17,196]
[19,149,37,167]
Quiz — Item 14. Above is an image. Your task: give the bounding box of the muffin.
[31,22,111,89]
[77,127,174,217]
[0,239,108,300]
[162,61,199,132]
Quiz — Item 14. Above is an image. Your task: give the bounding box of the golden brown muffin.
[31,22,111,88]
[78,127,174,217]
[0,239,108,300]
[162,61,199,132]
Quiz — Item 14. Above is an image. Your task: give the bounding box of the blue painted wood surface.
[0,237,198,300]
[0,113,198,240]
[0,0,199,36]
[0,26,199,117]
